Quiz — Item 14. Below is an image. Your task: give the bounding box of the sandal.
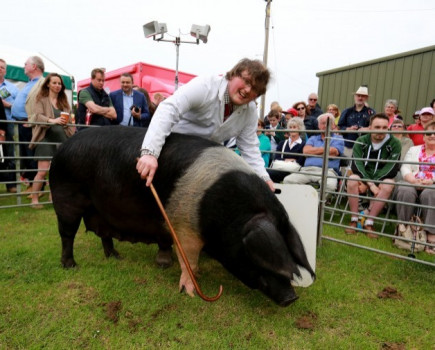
[425,246,435,255]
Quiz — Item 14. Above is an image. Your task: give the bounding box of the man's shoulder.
[110,89,122,96]
[109,89,123,101]
[307,134,321,143]
[341,106,354,114]
[3,80,19,92]
[363,106,376,115]
[355,134,370,146]
[78,88,93,103]
[387,135,402,147]
[332,133,344,141]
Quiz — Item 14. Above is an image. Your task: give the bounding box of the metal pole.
[317,117,331,246]
[260,0,272,120]
[174,36,180,90]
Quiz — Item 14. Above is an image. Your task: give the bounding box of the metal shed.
[316,45,435,124]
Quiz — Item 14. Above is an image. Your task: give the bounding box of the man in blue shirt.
[283,113,344,193]
[11,56,45,185]
[109,73,150,127]
[0,59,20,192]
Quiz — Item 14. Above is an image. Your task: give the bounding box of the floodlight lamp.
[143,21,168,38]
[190,24,211,43]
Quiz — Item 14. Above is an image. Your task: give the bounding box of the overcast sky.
[2,0,434,111]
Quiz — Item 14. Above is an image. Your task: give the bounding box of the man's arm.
[2,99,12,108]
[85,100,116,120]
[337,108,348,130]
[351,138,370,179]
[374,138,402,180]
[303,144,324,155]
[137,76,212,186]
[304,142,340,156]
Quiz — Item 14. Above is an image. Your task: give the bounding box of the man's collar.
[122,90,133,97]
[223,86,231,105]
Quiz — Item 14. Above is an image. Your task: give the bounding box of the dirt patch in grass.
[133,277,147,285]
[295,311,317,330]
[381,342,406,350]
[104,300,122,323]
[150,303,178,320]
[377,286,403,300]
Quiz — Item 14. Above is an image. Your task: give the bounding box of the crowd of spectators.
[0,56,154,208]
[258,88,435,251]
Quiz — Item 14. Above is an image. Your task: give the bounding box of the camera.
[130,105,140,113]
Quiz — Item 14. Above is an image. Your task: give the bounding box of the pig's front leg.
[173,228,204,297]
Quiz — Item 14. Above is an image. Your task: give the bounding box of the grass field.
[0,199,434,349]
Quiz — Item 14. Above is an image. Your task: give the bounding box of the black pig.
[49,126,315,306]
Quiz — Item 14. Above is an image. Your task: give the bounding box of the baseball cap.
[285,108,298,117]
[420,107,435,116]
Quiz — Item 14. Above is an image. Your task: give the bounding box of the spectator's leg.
[395,184,417,223]
[18,124,37,182]
[30,160,50,208]
[4,122,17,192]
[420,188,435,235]
[368,179,395,218]
[282,167,312,185]
[345,174,362,234]
[322,169,338,194]
[347,174,361,217]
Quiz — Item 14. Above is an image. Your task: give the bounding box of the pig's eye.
[258,276,268,288]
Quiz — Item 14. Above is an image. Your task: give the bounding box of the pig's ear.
[284,222,316,279]
[242,219,298,280]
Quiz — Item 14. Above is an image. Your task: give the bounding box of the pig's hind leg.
[58,214,82,268]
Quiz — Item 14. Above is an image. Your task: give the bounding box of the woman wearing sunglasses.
[292,101,318,133]
[395,121,435,255]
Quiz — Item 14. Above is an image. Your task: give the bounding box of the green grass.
[0,198,434,349]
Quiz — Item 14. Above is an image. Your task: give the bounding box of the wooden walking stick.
[149,183,223,302]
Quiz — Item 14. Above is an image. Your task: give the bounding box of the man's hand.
[368,182,380,196]
[2,99,11,108]
[136,154,158,187]
[131,108,141,119]
[266,180,275,192]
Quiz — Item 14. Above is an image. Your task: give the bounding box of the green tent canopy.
[5,64,73,90]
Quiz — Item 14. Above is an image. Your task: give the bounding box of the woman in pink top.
[396,121,435,254]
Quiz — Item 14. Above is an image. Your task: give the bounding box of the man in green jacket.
[345,113,401,237]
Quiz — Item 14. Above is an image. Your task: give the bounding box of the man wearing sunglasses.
[307,93,323,118]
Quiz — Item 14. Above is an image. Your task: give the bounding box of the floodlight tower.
[143,21,211,90]
[260,0,272,119]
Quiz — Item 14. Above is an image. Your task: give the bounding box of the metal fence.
[265,121,435,267]
[1,119,434,267]
[0,119,83,208]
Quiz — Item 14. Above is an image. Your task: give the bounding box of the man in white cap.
[338,86,376,157]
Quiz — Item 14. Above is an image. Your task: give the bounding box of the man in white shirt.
[136,58,272,267]
[137,58,273,190]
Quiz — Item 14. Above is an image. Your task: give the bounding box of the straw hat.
[353,86,369,96]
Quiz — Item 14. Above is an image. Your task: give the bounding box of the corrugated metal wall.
[316,45,435,124]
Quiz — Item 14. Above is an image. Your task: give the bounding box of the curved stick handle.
[149,183,223,302]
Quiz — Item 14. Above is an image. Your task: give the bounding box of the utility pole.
[260,0,272,119]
